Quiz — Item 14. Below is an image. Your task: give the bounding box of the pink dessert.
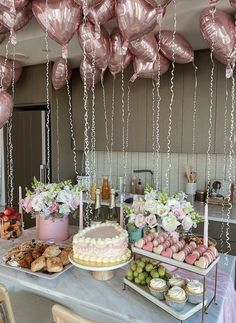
[72,223,131,265]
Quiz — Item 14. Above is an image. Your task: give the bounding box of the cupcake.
[186,280,203,304]
[165,286,187,311]
[148,278,168,300]
[168,275,186,288]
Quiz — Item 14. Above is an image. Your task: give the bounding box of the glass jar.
[0,208,22,239]
[102,176,110,200]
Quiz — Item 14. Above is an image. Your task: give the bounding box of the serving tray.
[131,246,219,276]
[124,278,207,321]
[0,257,73,280]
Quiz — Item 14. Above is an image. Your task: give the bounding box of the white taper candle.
[79,190,83,231]
[120,193,124,228]
[203,202,208,247]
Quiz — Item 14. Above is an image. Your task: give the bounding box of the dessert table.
[0,228,235,323]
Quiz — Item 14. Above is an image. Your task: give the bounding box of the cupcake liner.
[148,285,168,301]
[165,295,187,311]
[186,291,203,304]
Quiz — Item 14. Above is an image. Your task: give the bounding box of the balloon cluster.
[2,0,236,125]
[30,0,197,89]
[200,6,236,75]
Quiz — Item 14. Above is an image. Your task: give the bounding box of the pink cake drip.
[84,226,119,239]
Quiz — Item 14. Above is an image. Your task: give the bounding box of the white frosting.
[186,280,203,294]
[166,286,186,301]
[150,278,167,290]
[168,275,186,287]
[73,223,130,264]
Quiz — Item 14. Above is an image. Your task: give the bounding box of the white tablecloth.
[0,228,235,323]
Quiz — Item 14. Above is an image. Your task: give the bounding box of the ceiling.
[0,0,233,68]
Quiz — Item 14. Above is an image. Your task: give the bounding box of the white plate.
[0,259,73,280]
[69,255,131,271]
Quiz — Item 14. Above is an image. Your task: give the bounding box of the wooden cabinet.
[214,62,232,153]
[14,64,49,106]
[146,64,184,153]
[72,50,229,154]
[72,65,148,152]
[182,51,217,153]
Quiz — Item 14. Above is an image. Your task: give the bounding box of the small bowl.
[165,294,187,311]
[148,285,168,300]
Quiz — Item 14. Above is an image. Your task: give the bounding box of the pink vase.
[37,213,69,242]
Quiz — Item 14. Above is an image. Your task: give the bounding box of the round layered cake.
[72,223,131,267]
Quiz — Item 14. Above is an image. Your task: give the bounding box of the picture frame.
[208,179,234,206]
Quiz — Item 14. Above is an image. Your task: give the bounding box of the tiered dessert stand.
[69,255,131,281]
[123,245,219,323]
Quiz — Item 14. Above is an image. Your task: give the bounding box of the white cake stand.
[69,255,131,281]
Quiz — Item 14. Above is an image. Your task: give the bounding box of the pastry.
[168,275,186,288]
[46,257,63,273]
[59,249,70,266]
[148,278,168,300]
[186,280,203,304]
[43,245,61,258]
[31,256,46,272]
[165,286,187,311]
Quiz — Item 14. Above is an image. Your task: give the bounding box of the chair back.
[52,304,96,323]
[0,284,16,323]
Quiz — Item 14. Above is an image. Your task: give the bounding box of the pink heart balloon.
[0,3,32,31]
[116,0,158,44]
[0,0,29,10]
[78,21,110,72]
[230,0,236,7]
[109,27,132,76]
[0,56,22,89]
[144,0,172,9]
[129,33,158,62]
[32,0,82,47]
[159,31,194,64]
[52,58,72,91]
[88,0,114,32]
[200,8,236,65]
[74,0,103,8]
[80,57,102,88]
[0,91,13,129]
[130,52,170,82]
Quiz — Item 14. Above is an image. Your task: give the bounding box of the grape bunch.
[126,258,171,286]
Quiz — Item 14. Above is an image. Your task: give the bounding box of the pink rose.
[69,197,80,210]
[182,216,193,232]
[22,196,33,213]
[132,200,145,213]
[50,202,58,213]
[135,214,146,229]
[145,214,157,228]
[172,207,186,220]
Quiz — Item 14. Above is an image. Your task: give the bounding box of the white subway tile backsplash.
[94,151,234,196]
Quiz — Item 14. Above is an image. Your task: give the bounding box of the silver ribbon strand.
[165,0,176,190]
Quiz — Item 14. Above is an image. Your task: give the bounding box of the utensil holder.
[185,183,197,195]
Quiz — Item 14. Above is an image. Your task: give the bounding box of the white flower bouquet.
[22,178,83,219]
[124,186,203,234]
